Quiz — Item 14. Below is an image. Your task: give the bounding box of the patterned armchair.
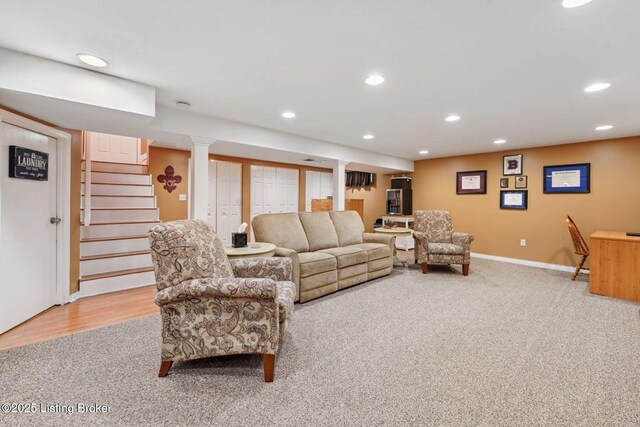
[148,219,295,382]
[413,210,475,276]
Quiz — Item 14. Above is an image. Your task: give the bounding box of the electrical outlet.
[520,239,526,247]
[179,194,187,201]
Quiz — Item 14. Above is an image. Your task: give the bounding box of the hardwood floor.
[0,285,157,352]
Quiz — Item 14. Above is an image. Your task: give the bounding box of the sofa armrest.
[155,277,277,306]
[413,231,429,243]
[230,257,292,281]
[363,232,395,254]
[274,247,300,302]
[452,232,474,247]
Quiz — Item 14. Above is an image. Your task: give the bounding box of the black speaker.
[232,232,247,248]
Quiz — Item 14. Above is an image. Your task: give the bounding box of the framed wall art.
[515,175,528,189]
[500,178,509,188]
[456,170,487,194]
[500,190,528,210]
[503,154,523,176]
[543,163,590,194]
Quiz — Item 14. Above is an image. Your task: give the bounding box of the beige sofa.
[252,211,394,302]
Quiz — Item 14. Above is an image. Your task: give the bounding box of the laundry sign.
[9,145,49,181]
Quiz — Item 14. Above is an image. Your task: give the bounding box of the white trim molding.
[471,252,589,275]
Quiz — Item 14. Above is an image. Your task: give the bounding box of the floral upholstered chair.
[413,210,475,276]
[148,219,295,382]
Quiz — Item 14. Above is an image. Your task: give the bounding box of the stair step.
[79,268,156,297]
[82,183,154,196]
[82,171,151,185]
[81,221,160,239]
[84,161,148,175]
[82,195,156,209]
[80,249,151,262]
[82,208,159,222]
[80,251,152,276]
[80,235,150,257]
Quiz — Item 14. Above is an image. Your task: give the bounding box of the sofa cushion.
[252,213,310,253]
[298,212,340,251]
[428,243,464,255]
[298,251,337,277]
[318,246,367,268]
[350,242,391,261]
[329,211,364,246]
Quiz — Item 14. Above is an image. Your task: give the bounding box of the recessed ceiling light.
[365,75,385,86]
[562,0,593,8]
[362,134,374,140]
[595,125,613,131]
[584,82,611,92]
[419,150,429,155]
[77,53,108,68]
[445,115,461,122]
[494,139,507,144]
[281,111,296,119]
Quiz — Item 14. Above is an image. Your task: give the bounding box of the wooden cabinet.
[311,198,364,220]
[589,231,640,302]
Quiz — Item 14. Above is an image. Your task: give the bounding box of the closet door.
[305,170,320,211]
[276,167,289,213]
[208,161,217,230]
[251,165,264,222]
[263,167,277,214]
[320,172,333,200]
[216,162,242,246]
[287,168,299,212]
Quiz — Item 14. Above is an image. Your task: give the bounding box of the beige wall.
[346,174,391,232]
[148,147,190,222]
[411,136,640,267]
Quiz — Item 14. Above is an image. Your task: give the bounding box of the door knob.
[50,217,62,224]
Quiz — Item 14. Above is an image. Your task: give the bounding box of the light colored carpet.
[1,259,639,426]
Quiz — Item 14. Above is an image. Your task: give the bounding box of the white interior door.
[88,131,139,164]
[0,122,58,334]
[320,172,333,200]
[250,165,264,241]
[263,167,276,215]
[287,168,299,212]
[305,170,320,211]
[207,161,217,229]
[216,162,242,246]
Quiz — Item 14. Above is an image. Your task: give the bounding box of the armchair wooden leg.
[158,361,173,377]
[421,262,428,274]
[263,354,276,383]
[463,264,469,276]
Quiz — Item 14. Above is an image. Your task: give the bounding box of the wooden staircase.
[80,161,158,296]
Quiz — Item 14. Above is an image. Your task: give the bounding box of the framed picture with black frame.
[456,170,487,194]
[500,190,528,210]
[543,163,590,194]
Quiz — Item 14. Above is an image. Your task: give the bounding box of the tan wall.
[411,136,640,267]
[346,174,391,232]
[148,147,190,222]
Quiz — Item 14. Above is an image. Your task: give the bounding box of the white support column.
[190,136,216,221]
[332,160,348,211]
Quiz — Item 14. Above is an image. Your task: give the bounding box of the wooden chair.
[565,215,589,280]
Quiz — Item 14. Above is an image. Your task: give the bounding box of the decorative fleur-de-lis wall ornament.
[157,166,182,193]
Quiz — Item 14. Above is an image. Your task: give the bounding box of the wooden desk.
[589,231,640,302]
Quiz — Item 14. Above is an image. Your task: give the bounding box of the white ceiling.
[1,0,639,160]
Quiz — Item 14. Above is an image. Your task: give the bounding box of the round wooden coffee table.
[374,227,413,267]
[224,242,276,259]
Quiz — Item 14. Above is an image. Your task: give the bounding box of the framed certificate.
[543,163,590,193]
[456,170,487,194]
[500,190,528,210]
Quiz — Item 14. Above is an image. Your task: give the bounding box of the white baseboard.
[471,252,589,275]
